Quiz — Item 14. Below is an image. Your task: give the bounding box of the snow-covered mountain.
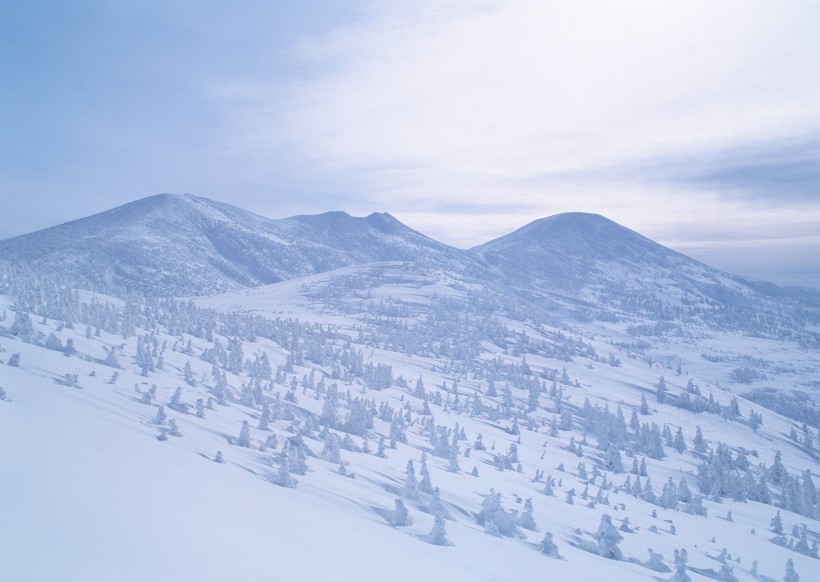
[3,196,818,343]
[2,196,820,582]
[0,194,470,297]
[474,212,820,344]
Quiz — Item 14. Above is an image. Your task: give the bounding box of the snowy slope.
[2,261,819,581]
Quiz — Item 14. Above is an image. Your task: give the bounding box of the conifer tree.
[428,487,452,520]
[674,427,687,453]
[595,514,623,559]
[153,405,167,426]
[784,559,799,582]
[640,394,650,415]
[419,456,433,494]
[237,420,251,447]
[404,460,419,499]
[429,514,450,545]
[657,377,667,404]
[275,448,297,488]
[516,498,538,531]
[389,498,412,527]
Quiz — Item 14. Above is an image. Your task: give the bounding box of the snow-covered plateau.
[1,195,819,582]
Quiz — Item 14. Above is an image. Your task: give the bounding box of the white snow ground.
[1,263,819,582]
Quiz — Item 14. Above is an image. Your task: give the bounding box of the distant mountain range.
[0,194,467,297]
[1,193,818,342]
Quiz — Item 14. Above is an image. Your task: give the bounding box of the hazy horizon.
[2,1,819,289]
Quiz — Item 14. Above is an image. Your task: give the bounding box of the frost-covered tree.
[448,446,461,473]
[257,405,271,431]
[321,432,341,463]
[477,489,502,525]
[541,532,559,558]
[45,332,63,351]
[195,399,205,418]
[604,445,624,473]
[404,460,419,499]
[783,559,799,582]
[275,447,297,488]
[794,524,810,555]
[428,487,452,520]
[678,478,692,503]
[429,514,450,545]
[661,477,678,510]
[595,514,623,559]
[236,420,251,448]
[319,390,340,428]
[657,376,667,404]
[418,456,433,494]
[640,394,650,415]
[769,451,788,486]
[542,477,554,496]
[153,405,167,426]
[516,498,538,531]
[693,425,707,453]
[345,399,369,437]
[167,418,181,437]
[673,427,687,453]
[10,308,34,343]
[392,499,412,526]
[670,549,690,582]
[183,361,196,386]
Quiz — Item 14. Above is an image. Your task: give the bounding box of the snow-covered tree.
[516,498,538,531]
[153,405,167,426]
[595,514,623,559]
[541,532,559,558]
[783,559,799,582]
[392,499,412,526]
[236,420,251,447]
[10,308,34,343]
[657,376,667,404]
[429,514,450,545]
[669,549,690,582]
[673,427,687,453]
[404,460,418,499]
[428,487,452,520]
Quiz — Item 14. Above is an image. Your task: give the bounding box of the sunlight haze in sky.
[2,0,819,287]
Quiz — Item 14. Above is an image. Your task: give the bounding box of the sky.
[2,0,819,289]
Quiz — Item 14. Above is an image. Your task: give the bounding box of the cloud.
[570,134,820,204]
[240,1,820,171]
[214,1,820,248]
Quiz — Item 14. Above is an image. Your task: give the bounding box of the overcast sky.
[2,1,819,288]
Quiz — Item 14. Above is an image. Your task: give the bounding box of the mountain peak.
[0,196,468,296]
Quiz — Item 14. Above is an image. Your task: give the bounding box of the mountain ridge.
[0,194,471,297]
[1,194,818,344]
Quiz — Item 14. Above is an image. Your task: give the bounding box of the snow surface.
[2,261,819,581]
